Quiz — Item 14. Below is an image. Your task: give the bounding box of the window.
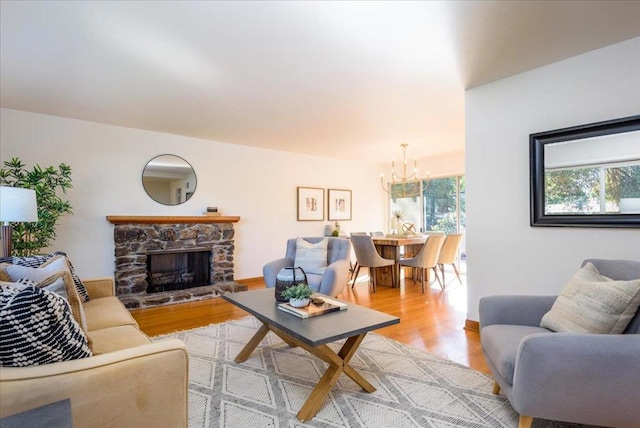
[544,163,640,214]
[388,176,466,256]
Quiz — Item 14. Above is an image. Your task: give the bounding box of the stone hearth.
[107,216,246,309]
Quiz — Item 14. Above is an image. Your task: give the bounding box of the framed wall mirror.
[530,115,640,228]
[142,154,197,206]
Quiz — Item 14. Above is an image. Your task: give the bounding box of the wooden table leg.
[374,244,397,288]
[297,363,344,421]
[297,333,373,421]
[338,334,375,392]
[393,246,401,288]
[234,323,374,422]
[270,330,298,348]
[233,322,270,363]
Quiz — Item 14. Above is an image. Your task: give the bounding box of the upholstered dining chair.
[370,231,384,237]
[263,237,351,297]
[398,234,445,293]
[437,234,463,287]
[350,234,395,292]
[348,233,368,282]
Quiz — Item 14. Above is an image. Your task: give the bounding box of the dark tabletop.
[223,288,400,347]
[0,399,72,428]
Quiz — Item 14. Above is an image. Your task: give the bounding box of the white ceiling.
[2,1,639,163]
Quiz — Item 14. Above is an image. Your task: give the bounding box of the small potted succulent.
[281,283,313,308]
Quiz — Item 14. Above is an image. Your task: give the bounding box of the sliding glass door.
[388,176,466,257]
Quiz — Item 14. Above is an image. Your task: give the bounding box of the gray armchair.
[263,237,351,297]
[479,259,640,428]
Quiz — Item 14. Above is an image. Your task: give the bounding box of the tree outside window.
[545,163,640,214]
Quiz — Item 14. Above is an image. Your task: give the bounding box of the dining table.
[371,235,429,288]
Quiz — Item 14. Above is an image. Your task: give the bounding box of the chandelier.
[380,144,421,198]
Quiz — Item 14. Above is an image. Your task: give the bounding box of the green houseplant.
[0,157,73,256]
[281,283,313,307]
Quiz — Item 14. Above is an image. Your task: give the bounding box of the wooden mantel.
[106,215,240,224]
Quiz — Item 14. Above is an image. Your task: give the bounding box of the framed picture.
[297,187,325,221]
[328,189,352,221]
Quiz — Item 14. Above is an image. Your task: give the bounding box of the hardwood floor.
[131,266,490,374]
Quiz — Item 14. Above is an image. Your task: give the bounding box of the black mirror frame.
[530,115,640,228]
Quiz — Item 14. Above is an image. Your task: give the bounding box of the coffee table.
[222,288,400,421]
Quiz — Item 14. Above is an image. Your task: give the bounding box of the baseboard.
[464,319,480,333]
[235,277,265,288]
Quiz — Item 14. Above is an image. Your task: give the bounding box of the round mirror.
[142,154,197,205]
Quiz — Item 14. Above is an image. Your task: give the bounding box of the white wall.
[421,150,465,179]
[545,131,640,169]
[144,181,172,205]
[465,37,640,321]
[0,109,386,280]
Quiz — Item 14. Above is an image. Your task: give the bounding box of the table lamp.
[0,186,38,257]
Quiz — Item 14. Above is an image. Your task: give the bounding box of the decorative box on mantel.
[106,215,246,309]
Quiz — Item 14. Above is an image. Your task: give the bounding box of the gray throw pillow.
[540,262,640,334]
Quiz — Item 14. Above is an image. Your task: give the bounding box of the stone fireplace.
[107,215,246,309]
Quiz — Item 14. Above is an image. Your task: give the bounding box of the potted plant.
[391,210,403,235]
[331,221,340,236]
[281,283,313,307]
[0,157,73,256]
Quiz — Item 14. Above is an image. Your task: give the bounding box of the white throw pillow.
[540,262,640,334]
[0,257,88,334]
[1,255,71,287]
[0,252,90,302]
[294,238,328,275]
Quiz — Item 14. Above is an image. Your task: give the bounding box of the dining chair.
[350,234,395,292]
[398,235,445,293]
[348,232,368,281]
[437,234,463,287]
[370,231,384,237]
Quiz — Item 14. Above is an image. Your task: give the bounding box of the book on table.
[278,295,347,319]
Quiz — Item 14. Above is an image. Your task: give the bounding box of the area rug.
[154,317,591,428]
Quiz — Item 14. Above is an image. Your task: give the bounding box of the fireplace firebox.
[146,248,211,294]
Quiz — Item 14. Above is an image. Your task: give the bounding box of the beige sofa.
[0,277,189,427]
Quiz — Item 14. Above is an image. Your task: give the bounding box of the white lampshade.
[0,186,38,223]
